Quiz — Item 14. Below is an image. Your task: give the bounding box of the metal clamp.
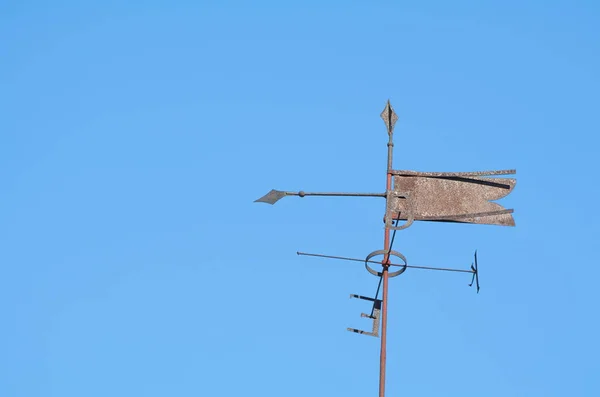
[385,191,414,231]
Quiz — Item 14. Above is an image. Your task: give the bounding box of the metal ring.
[365,249,407,278]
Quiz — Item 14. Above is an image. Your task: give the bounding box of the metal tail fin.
[468,250,480,293]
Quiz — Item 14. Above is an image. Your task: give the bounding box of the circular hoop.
[365,249,407,278]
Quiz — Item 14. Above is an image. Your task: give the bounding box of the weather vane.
[255,100,516,397]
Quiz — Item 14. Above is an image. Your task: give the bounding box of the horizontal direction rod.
[294,191,386,198]
[297,252,474,274]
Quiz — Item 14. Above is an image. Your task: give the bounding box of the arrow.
[254,189,386,205]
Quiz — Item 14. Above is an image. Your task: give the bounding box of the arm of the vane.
[254,189,386,204]
[468,250,480,293]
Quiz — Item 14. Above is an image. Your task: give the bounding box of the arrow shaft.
[288,191,386,198]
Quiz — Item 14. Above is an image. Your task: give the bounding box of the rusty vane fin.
[389,170,517,227]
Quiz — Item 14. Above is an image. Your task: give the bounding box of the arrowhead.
[380,100,398,134]
[254,189,287,204]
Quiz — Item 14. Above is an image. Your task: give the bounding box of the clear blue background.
[1,1,598,396]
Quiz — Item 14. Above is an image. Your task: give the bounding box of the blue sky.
[1,1,599,396]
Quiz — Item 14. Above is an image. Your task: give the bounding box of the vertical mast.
[379,100,398,397]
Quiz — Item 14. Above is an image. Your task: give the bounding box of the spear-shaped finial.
[380,100,398,135]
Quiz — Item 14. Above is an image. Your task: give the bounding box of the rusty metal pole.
[379,100,396,397]
[379,228,390,397]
